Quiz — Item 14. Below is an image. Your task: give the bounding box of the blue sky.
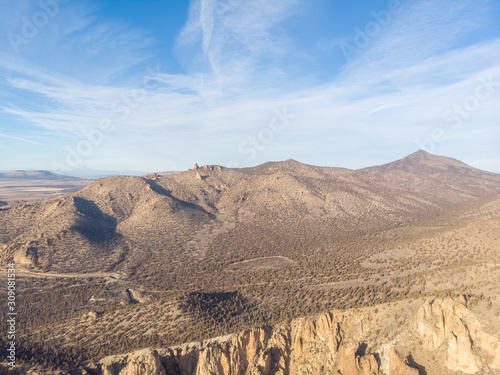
[0,0,499,175]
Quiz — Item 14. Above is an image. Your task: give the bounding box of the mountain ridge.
[358,150,500,202]
[0,170,81,180]
[361,150,488,173]
[1,150,498,274]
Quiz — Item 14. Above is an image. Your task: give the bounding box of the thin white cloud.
[200,0,216,56]
[176,0,301,95]
[0,1,154,84]
[0,131,43,146]
[339,0,491,86]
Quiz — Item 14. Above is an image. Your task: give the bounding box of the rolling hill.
[1,150,499,275]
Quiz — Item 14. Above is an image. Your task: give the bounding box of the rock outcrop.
[388,349,419,375]
[12,241,39,266]
[336,344,379,375]
[100,349,166,375]
[416,295,500,373]
[92,296,499,375]
[97,312,380,375]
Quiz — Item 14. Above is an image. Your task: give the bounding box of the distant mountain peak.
[408,149,432,159]
[0,170,80,180]
[403,149,457,163]
[364,150,473,173]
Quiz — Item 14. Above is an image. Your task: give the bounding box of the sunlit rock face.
[95,296,500,375]
[416,296,500,373]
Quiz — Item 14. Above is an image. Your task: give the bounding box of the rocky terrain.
[2,151,499,274]
[89,296,500,374]
[0,150,499,373]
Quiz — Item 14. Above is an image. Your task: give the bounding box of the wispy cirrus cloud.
[175,0,302,95]
[0,1,155,84]
[0,131,43,146]
[0,0,498,172]
[340,0,492,85]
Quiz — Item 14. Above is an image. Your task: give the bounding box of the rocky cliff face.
[388,349,418,375]
[95,296,500,375]
[416,295,500,374]
[100,349,166,375]
[100,311,382,375]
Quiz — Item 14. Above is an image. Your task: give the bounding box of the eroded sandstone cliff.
[416,295,500,374]
[96,296,500,375]
[95,296,498,375]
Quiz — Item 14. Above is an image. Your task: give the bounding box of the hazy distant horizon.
[2,149,500,178]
